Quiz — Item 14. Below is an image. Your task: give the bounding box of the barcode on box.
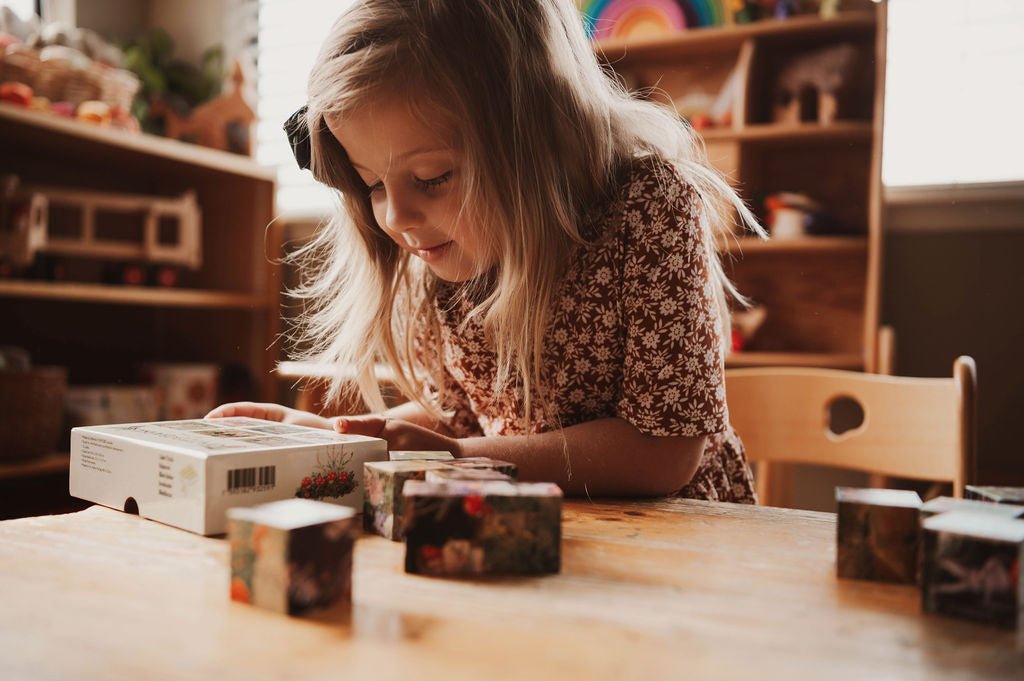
[227,465,276,492]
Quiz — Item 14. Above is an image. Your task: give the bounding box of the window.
[883,0,1024,188]
[254,0,354,218]
[254,0,1024,208]
[1,1,35,20]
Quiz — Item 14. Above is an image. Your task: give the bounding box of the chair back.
[725,356,976,505]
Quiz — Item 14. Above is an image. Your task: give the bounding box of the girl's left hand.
[335,415,462,456]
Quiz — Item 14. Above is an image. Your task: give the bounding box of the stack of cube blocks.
[365,451,562,577]
[836,485,1024,630]
[228,450,563,617]
[363,452,519,541]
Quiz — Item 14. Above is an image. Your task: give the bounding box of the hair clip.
[283,105,311,170]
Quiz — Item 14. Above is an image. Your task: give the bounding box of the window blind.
[1,1,36,21]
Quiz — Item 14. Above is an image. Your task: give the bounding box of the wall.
[880,187,1024,483]
[763,188,1024,512]
[74,0,224,62]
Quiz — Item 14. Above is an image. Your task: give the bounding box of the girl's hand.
[205,402,333,430]
[335,415,462,456]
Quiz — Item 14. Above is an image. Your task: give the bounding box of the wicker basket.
[33,55,72,100]
[0,45,41,86]
[97,66,139,113]
[63,64,103,105]
[0,366,67,460]
[1,44,139,112]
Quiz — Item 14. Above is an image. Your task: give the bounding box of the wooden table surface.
[0,500,1020,681]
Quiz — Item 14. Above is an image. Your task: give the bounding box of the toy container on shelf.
[0,365,67,460]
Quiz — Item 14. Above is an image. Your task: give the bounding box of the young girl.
[208,0,763,502]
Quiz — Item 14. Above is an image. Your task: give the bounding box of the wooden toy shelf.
[0,102,280,468]
[0,279,266,308]
[595,12,877,61]
[597,4,886,371]
[700,120,873,143]
[0,453,70,481]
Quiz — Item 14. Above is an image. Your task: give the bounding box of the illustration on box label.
[296,451,357,501]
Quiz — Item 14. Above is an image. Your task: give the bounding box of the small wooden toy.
[403,479,562,577]
[836,487,921,584]
[446,456,518,479]
[819,0,840,19]
[920,496,1024,521]
[731,304,766,352]
[49,101,75,117]
[921,511,1024,630]
[964,486,1024,506]
[227,499,358,617]
[389,450,455,461]
[76,99,111,125]
[424,467,512,484]
[151,60,255,156]
[774,43,866,125]
[363,460,452,540]
[0,175,201,273]
[0,81,32,106]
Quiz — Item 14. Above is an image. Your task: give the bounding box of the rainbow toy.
[580,0,725,40]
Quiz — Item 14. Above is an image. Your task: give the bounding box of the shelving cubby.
[595,2,886,371]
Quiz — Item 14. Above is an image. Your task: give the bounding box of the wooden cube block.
[921,511,1024,629]
[836,487,921,583]
[424,467,512,483]
[964,486,1024,506]
[403,479,562,577]
[227,499,357,616]
[363,460,451,540]
[389,450,455,461]
[920,496,1024,521]
[446,456,518,479]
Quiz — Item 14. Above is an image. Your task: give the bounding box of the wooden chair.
[725,356,976,507]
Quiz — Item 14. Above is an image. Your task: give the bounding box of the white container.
[69,416,387,535]
[141,363,220,420]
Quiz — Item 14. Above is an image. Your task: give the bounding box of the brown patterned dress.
[422,156,756,503]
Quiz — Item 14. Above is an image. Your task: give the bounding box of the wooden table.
[0,500,1019,680]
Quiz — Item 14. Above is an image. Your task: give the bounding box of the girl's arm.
[380,400,457,436]
[206,399,457,434]
[458,418,705,497]
[337,414,705,497]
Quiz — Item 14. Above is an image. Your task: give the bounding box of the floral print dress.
[421,156,756,504]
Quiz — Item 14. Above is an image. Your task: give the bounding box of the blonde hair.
[291,0,762,424]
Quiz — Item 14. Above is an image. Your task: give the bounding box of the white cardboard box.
[70,417,387,535]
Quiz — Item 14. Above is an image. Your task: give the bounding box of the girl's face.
[327,96,491,282]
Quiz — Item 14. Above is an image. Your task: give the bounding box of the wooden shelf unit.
[0,453,71,481]
[597,4,886,371]
[0,104,280,467]
[0,279,267,309]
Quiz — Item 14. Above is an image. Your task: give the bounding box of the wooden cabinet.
[596,5,886,371]
[0,103,278,498]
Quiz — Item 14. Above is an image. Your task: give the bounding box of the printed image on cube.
[227,499,358,616]
[403,479,562,577]
[920,496,1024,521]
[836,487,921,584]
[964,487,1024,506]
[363,460,452,540]
[389,450,455,461]
[425,467,512,483]
[921,511,1024,630]
[446,456,518,479]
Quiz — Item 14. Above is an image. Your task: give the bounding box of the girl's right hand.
[205,402,333,430]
